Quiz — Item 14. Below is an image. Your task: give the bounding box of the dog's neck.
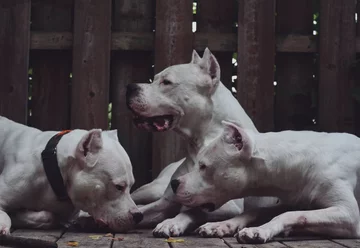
[239,136,304,200]
[56,130,88,188]
[174,82,258,150]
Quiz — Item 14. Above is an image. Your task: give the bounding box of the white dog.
[172,120,360,243]
[126,48,278,237]
[0,116,142,234]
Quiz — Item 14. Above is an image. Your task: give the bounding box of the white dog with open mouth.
[126,48,278,237]
[172,120,360,243]
[0,116,142,234]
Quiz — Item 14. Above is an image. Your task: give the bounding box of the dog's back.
[254,130,360,206]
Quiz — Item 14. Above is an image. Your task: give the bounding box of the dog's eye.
[162,79,172,85]
[199,163,207,170]
[115,185,124,191]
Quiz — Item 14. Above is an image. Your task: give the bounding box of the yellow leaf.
[89,235,102,240]
[67,241,79,247]
[164,237,185,243]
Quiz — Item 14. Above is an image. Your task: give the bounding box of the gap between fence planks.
[30,32,360,53]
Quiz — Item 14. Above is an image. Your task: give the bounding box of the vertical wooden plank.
[318,0,356,133]
[152,0,193,178]
[71,0,112,130]
[196,0,237,89]
[0,1,31,124]
[237,0,276,132]
[111,0,154,189]
[275,0,314,131]
[355,0,360,136]
[29,0,73,131]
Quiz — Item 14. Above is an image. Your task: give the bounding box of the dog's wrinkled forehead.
[97,137,135,186]
[198,139,226,167]
[154,63,205,84]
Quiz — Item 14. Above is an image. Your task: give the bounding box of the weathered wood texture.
[151,0,193,177]
[275,0,314,131]
[318,0,357,133]
[29,0,73,131]
[111,0,154,189]
[224,237,287,248]
[57,231,112,248]
[196,0,237,89]
[71,0,112,129]
[31,32,352,54]
[332,239,360,247]
[0,229,64,248]
[5,228,360,248]
[282,240,348,248]
[237,0,276,132]
[112,231,168,248]
[0,0,31,124]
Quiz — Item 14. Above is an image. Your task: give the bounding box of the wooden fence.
[0,0,359,189]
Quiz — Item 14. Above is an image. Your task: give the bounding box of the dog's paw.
[235,227,272,244]
[196,221,237,238]
[153,218,188,238]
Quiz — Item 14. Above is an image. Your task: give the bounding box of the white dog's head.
[170,121,255,211]
[65,130,142,232]
[126,48,220,133]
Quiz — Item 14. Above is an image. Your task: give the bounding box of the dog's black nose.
[126,83,140,98]
[170,179,180,193]
[131,212,143,224]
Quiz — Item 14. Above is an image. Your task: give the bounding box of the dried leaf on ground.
[67,241,79,247]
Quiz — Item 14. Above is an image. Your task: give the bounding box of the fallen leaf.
[111,237,124,241]
[67,241,79,247]
[164,237,185,243]
[89,235,102,240]
[104,233,113,237]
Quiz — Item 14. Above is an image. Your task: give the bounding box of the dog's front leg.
[153,200,245,237]
[153,207,206,237]
[0,210,11,234]
[137,197,182,228]
[196,204,288,238]
[235,205,360,244]
[10,210,59,229]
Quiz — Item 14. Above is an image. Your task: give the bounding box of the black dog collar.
[41,130,71,201]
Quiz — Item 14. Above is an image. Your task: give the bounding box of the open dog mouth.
[200,203,216,212]
[133,114,174,132]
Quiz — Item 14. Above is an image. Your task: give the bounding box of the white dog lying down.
[171,120,360,243]
[0,116,142,234]
[127,48,278,237]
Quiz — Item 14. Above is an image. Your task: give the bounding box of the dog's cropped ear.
[200,48,220,94]
[221,121,253,160]
[105,130,119,142]
[190,49,201,64]
[75,129,103,168]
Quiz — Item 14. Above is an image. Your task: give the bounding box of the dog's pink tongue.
[154,118,169,131]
